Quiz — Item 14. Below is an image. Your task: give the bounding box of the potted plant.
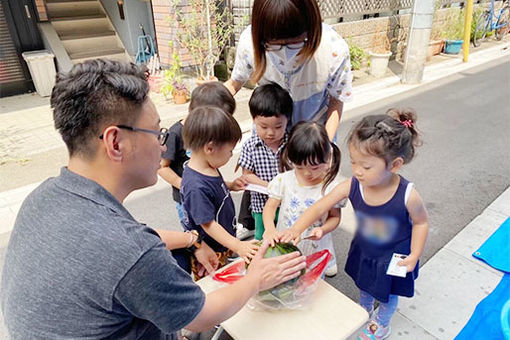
[348,38,367,71]
[368,28,392,78]
[172,80,189,104]
[160,49,189,104]
[442,9,464,54]
[168,0,236,83]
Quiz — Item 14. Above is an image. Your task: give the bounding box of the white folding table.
[196,261,369,340]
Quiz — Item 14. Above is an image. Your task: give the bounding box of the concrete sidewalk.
[0,40,509,339]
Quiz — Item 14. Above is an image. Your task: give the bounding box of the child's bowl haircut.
[183,106,242,151]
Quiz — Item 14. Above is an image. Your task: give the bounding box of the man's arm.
[184,241,306,331]
[154,229,192,250]
[325,96,344,141]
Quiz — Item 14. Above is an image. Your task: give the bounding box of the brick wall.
[34,0,48,21]
[152,0,194,68]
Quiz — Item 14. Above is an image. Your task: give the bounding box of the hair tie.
[401,120,413,128]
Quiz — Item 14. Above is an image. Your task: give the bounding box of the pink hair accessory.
[401,120,413,128]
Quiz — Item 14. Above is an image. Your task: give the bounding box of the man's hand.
[194,242,219,276]
[398,255,419,272]
[246,240,306,292]
[278,227,302,245]
[235,239,259,263]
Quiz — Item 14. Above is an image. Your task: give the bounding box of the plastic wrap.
[213,249,332,310]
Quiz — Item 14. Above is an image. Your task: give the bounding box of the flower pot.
[368,51,392,78]
[172,91,188,104]
[426,40,445,61]
[444,40,463,54]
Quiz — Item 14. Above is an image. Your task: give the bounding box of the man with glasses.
[1,59,305,339]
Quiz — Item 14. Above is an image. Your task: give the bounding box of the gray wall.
[100,0,156,57]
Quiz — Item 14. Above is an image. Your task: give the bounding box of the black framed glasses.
[99,125,169,146]
[264,38,308,51]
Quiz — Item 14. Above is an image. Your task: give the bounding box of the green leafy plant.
[160,45,188,100]
[348,38,366,70]
[167,0,236,80]
[442,9,465,40]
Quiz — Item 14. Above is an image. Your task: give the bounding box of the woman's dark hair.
[347,108,421,165]
[251,0,322,83]
[189,81,236,115]
[183,106,242,151]
[51,59,149,158]
[249,82,293,119]
[281,121,341,192]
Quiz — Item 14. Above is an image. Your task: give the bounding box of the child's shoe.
[357,320,391,340]
[324,264,338,277]
[235,223,254,240]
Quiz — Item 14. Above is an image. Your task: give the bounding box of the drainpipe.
[401,0,435,84]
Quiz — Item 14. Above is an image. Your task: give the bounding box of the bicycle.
[473,0,510,47]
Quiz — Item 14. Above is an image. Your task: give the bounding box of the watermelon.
[247,242,307,308]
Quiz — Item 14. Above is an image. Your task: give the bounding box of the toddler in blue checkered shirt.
[238,83,293,240]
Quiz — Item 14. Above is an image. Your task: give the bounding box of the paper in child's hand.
[386,253,408,277]
[245,183,269,195]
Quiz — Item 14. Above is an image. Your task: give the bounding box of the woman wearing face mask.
[225,0,353,141]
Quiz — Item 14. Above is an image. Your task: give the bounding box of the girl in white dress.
[263,121,345,276]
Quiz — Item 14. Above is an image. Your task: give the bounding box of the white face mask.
[267,47,303,74]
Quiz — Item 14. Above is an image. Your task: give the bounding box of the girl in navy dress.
[280,108,429,340]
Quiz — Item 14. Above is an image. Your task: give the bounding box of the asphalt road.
[124,55,510,305]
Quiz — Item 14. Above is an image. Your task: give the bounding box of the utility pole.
[463,0,474,62]
[401,0,435,84]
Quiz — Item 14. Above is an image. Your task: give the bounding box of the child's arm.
[306,208,341,240]
[225,176,247,191]
[158,159,182,189]
[262,197,281,247]
[242,168,269,187]
[201,220,259,263]
[280,178,351,244]
[398,188,429,272]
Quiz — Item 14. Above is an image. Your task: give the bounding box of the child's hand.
[398,255,419,272]
[235,239,260,263]
[278,228,302,245]
[230,176,247,191]
[305,227,324,241]
[262,229,279,247]
[242,173,261,185]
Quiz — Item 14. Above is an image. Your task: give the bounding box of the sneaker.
[357,320,391,340]
[235,223,254,240]
[325,264,338,277]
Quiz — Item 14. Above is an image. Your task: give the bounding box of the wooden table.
[196,262,369,340]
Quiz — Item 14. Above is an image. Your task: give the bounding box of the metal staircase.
[46,0,128,64]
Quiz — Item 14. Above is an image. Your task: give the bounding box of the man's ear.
[101,126,123,162]
[390,157,404,173]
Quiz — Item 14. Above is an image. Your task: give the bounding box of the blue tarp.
[455,217,510,340]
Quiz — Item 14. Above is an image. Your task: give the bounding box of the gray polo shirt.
[1,167,205,339]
